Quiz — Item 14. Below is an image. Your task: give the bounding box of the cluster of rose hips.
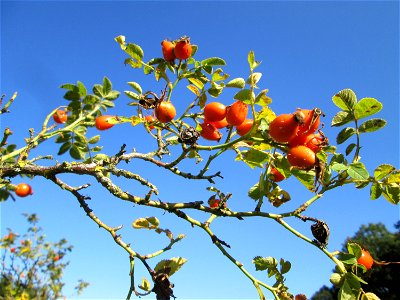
[268,108,327,172]
[200,101,253,141]
[161,36,193,63]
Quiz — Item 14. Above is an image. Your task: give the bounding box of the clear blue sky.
[1,1,399,299]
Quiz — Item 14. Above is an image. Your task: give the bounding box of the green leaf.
[255,89,272,106]
[268,187,291,207]
[69,146,84,160]
[279,259,291,274]
[291,169,315,190]
[348,162,370,180]
[248,182,263,201]
[212,68,229,82]
[238,149,269,169]
[248,51,261,70]
[374,164,395,180]
[207,82,223,98]
[339,279,357,300]
[246,72,262,85]
[387,171,400,184]
[127,82,142,94]
[226,78,245,88]
[234,89,254,104]
[60,83,77,91]
[347,242,362,259]
[188,77,204,90]
[339,253,357,265]
[370,182,382,200]
[187,85,200,96]
[154,257,187,277]
[252,256,278,271]
[58,142,72,155]
[125,91,140,100]
[358,118,386,133]
[345,143,357,156]
[354,97,382,120]
[104,90,120,101]
[93,84,104,97]
[201,57,226,66]
[132,217,160,229]
[336,127,356,144]
[383,184,400,204]
[63,91,81,101]
[331,163,349,172]
[125,43,144,60]
[333,89,357,111]
[83,95,101,105]
[103,77,112,96]
[88,135,100,144]
[139,278,151,292]
[331,111,354,127]
[77,81,87,97]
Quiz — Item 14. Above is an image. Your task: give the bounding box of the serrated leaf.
[125,91,140,100]
[212,68,229,82]
[64,91,81,101]
[93,84,104,97]
[198,92,207,109]
[188,77,204,90]
[207,82,223,98]
[58,142,72,155]
[187,85,200,96]
[331,111,354,127]
[69,146,84,160]
[255,89,272,106]
[88,135,100,144]
[333,89,357,111]
[248,182,263,200]
[102,77,112,96]
[237,149,269,169]
[60,83,77,91]
[256,106,276,123]
[127,82,142,94]
[125,43,144,60]
[358,118,386,133]
[77,81,87,97]
[280,259,291,274]
[83,94,101,105]
[154,257,187,277]
[268,187,291,207]
[105,90,120,101]
[336,127,356,144]
[246,72,262,86]
[339,253,357,265]
[383,184,400,204]
[248,51,260,70]
[374,164,395,180]
[226,78,245,88]
[354,97,382,120]
[348,162,370,180]
[291,169,315,190]
[339,279,357,300]
[387,171,400,184]
[370,182,382,200]
[345,143,356,156]
[139,278,151,292]
[252,256,278,271]
[347,242,362,258]
[201,57,226,66]
[125,57,142,69]
[331,163,349,172]
[234,89,254,104]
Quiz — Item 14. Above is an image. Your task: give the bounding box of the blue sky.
[1,1,399,299]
